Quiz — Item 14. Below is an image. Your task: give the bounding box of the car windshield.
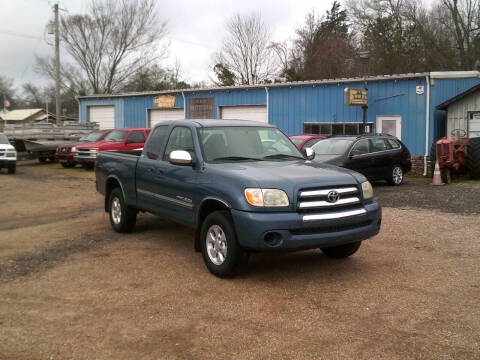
[81,131,107,142]
[312,138,354,155]
[290,138,304,147]
[103,130,127,142]
[0,133,9,144]
[199,126,303,162]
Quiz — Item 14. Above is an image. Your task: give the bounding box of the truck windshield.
[0,133,9,144]
[312,138,354,155]
[199,126,303,162]
[81,131,106,142]
[103,130,127,142]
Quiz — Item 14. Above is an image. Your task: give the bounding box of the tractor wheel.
[467,137,480,179]
[430,141,437,177]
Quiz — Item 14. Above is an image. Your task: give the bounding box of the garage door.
[220,105,268,123]
[149,108,184,127]
[88,105,114,130]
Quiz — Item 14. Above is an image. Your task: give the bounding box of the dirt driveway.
[0,164,479,359]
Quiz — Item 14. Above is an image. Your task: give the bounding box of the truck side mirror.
[303,147,315,160]
[169,150,193,166]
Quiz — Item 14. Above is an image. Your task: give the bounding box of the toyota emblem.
[327,190,340,203]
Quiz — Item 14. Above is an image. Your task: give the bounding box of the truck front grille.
[76,148,97,158]
[297,186,360,212]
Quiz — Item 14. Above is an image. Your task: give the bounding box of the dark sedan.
[311,134,412,185]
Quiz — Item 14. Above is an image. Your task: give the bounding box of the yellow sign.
[344,88,367,106]
[153,95,176,109]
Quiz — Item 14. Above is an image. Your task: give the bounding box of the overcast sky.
[0,0,336,91]
[0,0,434,93]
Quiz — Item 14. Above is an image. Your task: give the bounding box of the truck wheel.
[61,162,75,168]
[200,211,244,278]
[467,137,480,179]
[8,163,16,174]
[48,155,56,162]
[109,188,136,233]
[38,157,47,163]
[387,165,403,185]
[321,241,362,259]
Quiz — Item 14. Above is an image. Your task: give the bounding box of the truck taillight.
[407,153,411,160]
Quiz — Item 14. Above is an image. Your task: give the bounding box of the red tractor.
[431,129,480,182]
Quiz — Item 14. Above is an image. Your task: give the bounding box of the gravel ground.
[0,163,479,359]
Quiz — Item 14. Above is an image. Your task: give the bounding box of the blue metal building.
[78,71,480,160]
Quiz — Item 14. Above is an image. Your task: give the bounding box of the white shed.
[437,84,480,139]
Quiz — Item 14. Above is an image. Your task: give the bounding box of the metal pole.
[54,3,61,126]
[362,104,368,133]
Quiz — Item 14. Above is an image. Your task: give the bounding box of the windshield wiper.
[263,154,304,160]
[212,156,264,162]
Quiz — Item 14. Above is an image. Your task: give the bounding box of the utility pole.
[54,3,61,126]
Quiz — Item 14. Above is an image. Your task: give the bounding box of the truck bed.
[95,150,141,208]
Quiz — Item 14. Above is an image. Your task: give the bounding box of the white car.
[0,133,17,174]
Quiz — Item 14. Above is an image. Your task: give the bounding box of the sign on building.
[153,95,176,109]
[416,86,425,95]
[344,88,367,106]
[189,97,214,118]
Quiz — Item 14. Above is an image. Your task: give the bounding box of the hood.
[0,143,15,151]
[206,159,365,190]
[76,140,120,150]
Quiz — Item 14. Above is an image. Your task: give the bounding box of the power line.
[0,29,43,41]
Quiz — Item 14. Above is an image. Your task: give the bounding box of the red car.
[289,134,326,150]
[75,128,150,169]
[55,129,112,168]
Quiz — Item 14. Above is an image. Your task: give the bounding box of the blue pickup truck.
[95,120,381,277]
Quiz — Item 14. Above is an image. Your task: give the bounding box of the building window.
[303,122,374,136]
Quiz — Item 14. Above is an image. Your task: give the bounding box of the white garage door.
[149,108,184,127]
[220,105,268,123]
[89,105,114,130]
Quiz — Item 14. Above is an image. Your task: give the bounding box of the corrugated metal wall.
[429,77,480,146]
[186,88,266,118]
[78,74,480,157]
[269,78,427,156]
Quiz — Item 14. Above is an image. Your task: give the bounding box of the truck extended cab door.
[137,126,198,225]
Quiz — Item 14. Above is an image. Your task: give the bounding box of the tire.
[200,210,244,278]
[8,163,16,174]
[38,157,47,163]
[108,187,136,233]
[82,163,94,170]
[321,241,362,259]
[61,162,75,168]
[387,164,404,185]
[48,156,56,162]
[467,137,480,179]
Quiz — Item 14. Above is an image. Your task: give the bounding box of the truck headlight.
[361,181,374,200]
[71,146,77,153]
[244,188,289,207]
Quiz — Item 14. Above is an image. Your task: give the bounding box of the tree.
[287,2,357,80]
[441,0,480,69]
[0,76,19,110]
[36,0,168,94]
[22,83,79,118]
[212,63,236,86]
[121,63,191,92]
[214,13,278,85]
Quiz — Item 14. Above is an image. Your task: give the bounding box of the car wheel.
[8,163,16,174]
[61,162,75,168]
[387,165,404,185]
[200,211,244,278]
[109,187,136,233]
[38,157,47,163]
[321,241,362,258]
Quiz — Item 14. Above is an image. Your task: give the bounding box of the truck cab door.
[137,126,198,225]
[124,130,146,151]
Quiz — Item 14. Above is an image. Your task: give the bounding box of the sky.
[0,0,335,92]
